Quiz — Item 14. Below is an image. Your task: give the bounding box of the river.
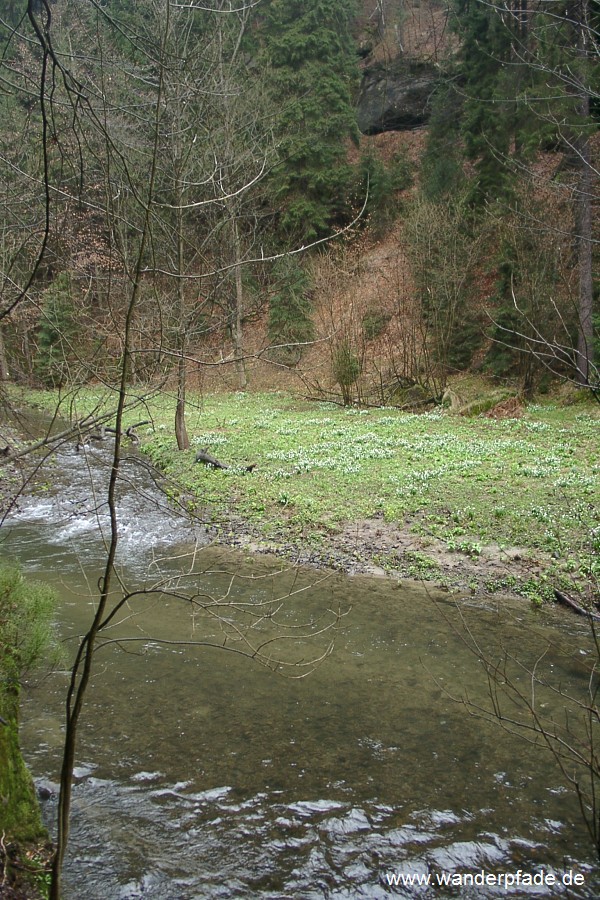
[2,440,599,898]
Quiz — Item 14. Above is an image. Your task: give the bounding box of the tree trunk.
[232,215,248,391]
[0,325,9,380]
[21,324,33,377]
[513,0,528,38]
[172,73,191,453]
[175,203,190,450]
[575,100,594,385]
[175,351,189,451]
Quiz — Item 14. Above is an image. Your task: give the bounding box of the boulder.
[357,58,440,135]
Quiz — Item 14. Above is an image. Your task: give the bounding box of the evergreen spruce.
[454,0,515,204]
[358,145,412,229]
[421,82,465,201]
[268,257,315,365]
[261,0,360,242]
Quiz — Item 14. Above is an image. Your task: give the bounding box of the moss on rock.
[0,564,58,896]
[0,690,46,843]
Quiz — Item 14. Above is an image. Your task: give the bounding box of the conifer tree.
[446,0,598,384]
[268,256,314,365]
[261,0,360,242]
[420,83,464,201]
[454,0,516,204]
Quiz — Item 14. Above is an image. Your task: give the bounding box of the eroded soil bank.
[200,507,554,601]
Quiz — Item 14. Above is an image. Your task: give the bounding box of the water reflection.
[3,443,599,897]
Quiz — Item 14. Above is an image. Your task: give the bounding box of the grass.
[16,386,600,600]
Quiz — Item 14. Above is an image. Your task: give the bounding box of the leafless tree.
[0,4,352,897]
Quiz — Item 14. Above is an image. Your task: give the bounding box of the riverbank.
[11,385,599,605]
[200,506,559,600]
[148,390,600,603]
[0,424,26,517]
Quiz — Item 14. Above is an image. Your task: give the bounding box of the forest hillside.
[0,0,597,412]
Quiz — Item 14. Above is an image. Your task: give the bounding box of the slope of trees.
[261,0,360,242]
[419,0,598,391]
[0,0,596,396]
[2,1,594,407]
[0,0,364,403]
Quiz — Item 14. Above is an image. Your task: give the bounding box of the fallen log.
[3,397,158,464]
[195,448,256,473]
[554,588,600,622]
[105,420,150,437]
[195,448,228,469]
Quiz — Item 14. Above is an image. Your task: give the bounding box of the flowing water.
[2,441,599,898]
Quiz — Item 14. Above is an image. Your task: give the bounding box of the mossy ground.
[18,384,600,603]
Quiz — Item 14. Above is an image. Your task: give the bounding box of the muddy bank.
[203,509,552,599]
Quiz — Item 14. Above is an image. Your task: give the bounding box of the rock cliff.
[357,58,440,135]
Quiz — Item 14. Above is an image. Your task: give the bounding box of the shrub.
[332,340,360,405]
[0,564,61,685]
[362,308,390,340]
[34,273,77,387]
[0,564,60,846]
